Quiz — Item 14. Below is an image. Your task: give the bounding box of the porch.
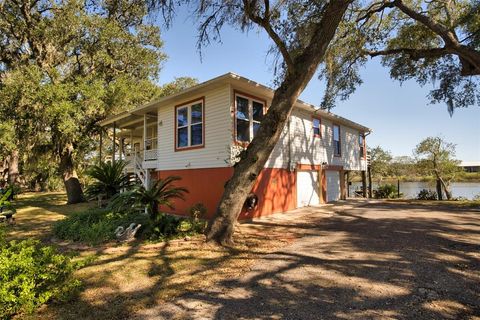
[99,110,159,187]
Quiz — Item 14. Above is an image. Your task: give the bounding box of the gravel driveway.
[134,201,480,320]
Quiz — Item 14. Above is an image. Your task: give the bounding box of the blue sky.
[156,12,480,162]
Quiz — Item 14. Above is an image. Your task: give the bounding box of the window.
[235,93,265,143]
[359,134,365,158]
[312,118,321,137]
[333,124,341,156]
[175,99,204,150]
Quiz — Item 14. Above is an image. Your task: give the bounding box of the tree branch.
[356,1,395,25]
[393,0,459,46]
[367,46,453,60]
[242,0,295,72]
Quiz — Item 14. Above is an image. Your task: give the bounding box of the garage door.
[297,171,320,207]
[326,170,341,202]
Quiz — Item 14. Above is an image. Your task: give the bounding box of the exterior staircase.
[126,153,151,189]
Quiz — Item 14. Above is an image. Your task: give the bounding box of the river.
[350,181,480,200]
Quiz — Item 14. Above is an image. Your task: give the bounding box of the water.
[350,181,480,200]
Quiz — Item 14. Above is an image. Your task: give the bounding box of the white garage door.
[297,171,320,207]
[326,170,341,202]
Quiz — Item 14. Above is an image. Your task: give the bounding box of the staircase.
[132,153,150,189]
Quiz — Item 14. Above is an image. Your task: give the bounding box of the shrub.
[374,184,402,199]
[0,230,81,319]
[417,189,438,200]
[187,203,207,233]
[188,203,207,220]
[84,160,131,200]
[109,176,188,219]
[53,208,149,245]
[148,213,205,240]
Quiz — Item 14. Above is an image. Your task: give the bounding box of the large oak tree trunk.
[7,149,19,185]
[60,143,85,204]
[205,0,352,245]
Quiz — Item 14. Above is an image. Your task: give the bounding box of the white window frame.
[175,99,204,150]
[235,93,265,143]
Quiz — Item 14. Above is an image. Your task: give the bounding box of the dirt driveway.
[135,200,480,320]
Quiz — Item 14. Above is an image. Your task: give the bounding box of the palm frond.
[85,160,131,200]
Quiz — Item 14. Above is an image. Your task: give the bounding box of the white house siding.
[156,85,232,170]
[264,108,367,171]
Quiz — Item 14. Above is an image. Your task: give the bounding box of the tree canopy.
[0,0,166,199]
[414,136,462,199]
[323,0,480,113]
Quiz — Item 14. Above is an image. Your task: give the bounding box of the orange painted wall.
[240,168,297,220]
[155,167,296,220]
[156,167,233,218]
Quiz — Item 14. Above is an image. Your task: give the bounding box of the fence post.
[397,179,400,198]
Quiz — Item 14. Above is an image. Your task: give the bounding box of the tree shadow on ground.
[30,201,480,320]
[134,201,480,319]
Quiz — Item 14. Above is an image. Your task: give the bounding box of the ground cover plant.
[0,228,81,319]
[53,208,149,245]
[374,184,402,199]
[417,189,438,200]
[53,207,206,244]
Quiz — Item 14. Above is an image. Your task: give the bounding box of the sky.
[155,10,480,162]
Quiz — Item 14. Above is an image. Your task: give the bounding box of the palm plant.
[109,176,188,219]
[85,160,131,200]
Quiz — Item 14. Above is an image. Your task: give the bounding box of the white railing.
[133,153,150,188]
[144,149,158,161]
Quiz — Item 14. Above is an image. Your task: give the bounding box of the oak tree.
[150,0,478,244]
[0,0,164,202]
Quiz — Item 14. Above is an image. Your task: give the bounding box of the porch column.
[99,129,103,165]
[361,170,367,198]
[112,121,116,164]
[346,171,350,198]
[119,138,124,161]
[130,130,134,156]
[367,165,373,198]
[143,114,147,160]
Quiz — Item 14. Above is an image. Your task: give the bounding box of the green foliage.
[109,176,188,219]
[0,187,16,214]
[0,0,165,196]
[369,146,393,183]
[0,231,81,319]
[317,0,480,112]
[146,212,206,240]
[414,136,462,198]
[85,160,131,200]
[417,189,438,200]
[53,207,203,243]
[53,208,149,245]
[188,203,207,220]
[149,213,183,239]
[374,184,402,199]
[158,77,199,98]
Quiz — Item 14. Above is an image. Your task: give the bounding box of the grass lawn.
[5,192,286,320]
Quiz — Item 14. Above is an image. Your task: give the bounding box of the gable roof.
[99,72,371,133]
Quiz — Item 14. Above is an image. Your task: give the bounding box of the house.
[99,73,371,219]
[459,161,480,173]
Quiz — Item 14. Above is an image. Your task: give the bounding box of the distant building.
[459,161,480,173]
